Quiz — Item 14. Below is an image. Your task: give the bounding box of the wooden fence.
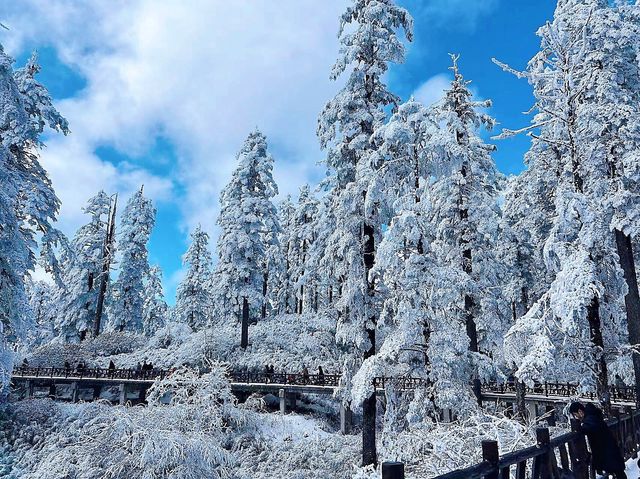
[382,409,640,479]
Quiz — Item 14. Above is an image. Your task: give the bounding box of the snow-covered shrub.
[26,332,147,368]
[379,412,567,478]
[108,312,340,374]
[2,365,243,478]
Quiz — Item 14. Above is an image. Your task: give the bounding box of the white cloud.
[2,0,349,238]
[1,0,495,300]
[412,73,450,107]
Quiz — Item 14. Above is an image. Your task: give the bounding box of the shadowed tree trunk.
[587,295,611,415]
[241,296,249,349]
[615,229,640,407]
[93,194,117,338]
[362,219,377,467]
[513,285,529,421]
[261,271,268,319]
[459,164,481,405]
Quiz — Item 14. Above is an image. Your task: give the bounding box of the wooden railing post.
[568,419,590,479]
[481,440,499,479]
[533,427,553,479]
[629,408,640,458]
[381,462,404,479]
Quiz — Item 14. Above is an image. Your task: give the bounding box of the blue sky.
[2,0,556,303]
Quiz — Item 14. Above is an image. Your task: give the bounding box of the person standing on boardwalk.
[569,402,627,479]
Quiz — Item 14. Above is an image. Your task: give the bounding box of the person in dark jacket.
[317,365,325,386]
[569,402,627,478]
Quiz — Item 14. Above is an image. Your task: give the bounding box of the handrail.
[10,367,639,403]
[427,411,640,479]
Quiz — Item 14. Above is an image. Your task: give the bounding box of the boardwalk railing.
[227,370,341,387]
[13,366,166,381]
[424,411,640,479]
[12,367,639,402]
[485,381,637,403]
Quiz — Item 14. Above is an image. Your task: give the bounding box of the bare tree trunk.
[241,297,249,349]
[362,220,377,467]
[464,290,481,404]
[261,271,268,319]
[298,285,304,314]
[93,194,117,338]
[512,286,529,421]
[587,295,611,415]
[615,229,640,407]
[459,164,481,405]
[514,380,527,420]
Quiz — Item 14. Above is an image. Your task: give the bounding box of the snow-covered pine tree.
[0,46,68,391]
[25,279,57,347]
[214,130,279,348]
[176,225,213,331]
[55,192,112,342]
[425,56,505,405]
[14,51,70,287]
[306,194,340,314]
[108,187,156,333]
[275,195,296,315]
[577,1,640,402]
[496,0,630,408]
[497,167,559,418]
[317,0,412,466]
[291,185,320,314]
[142,265,168,336]
[353,98,442,415]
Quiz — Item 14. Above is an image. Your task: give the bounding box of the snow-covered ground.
[626,457,640,479]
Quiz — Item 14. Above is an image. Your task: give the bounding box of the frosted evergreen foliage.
[290,185,320,313]
[55,192,112,342]
[0,44,67,393]
[497,0,631,388]
[274,195,296,314]
[317,0,413,399]
[142,265,168,336]
[176,225,213,330]
[108,188,156,333]
[214,130,280,321]
[426,57,506,397]
[25,279,57,348]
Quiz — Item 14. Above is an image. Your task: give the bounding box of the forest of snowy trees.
[2,0,640,478]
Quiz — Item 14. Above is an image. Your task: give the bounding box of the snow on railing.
[419,410,640,479]
[13,366,166,381]
[11,367,638,402]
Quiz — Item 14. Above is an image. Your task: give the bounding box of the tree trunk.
[587,295,611,415]
[465,291,482,404]
[261,271,268,319]
[615,229,640,407]
[459,164,481,405]
[298,285,304,314]
[515,379,527,421]
[362,220,377,467]
[241,297,249,349]
[512,289,528,421]
[93,194,117,338]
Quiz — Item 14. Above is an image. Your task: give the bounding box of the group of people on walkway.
[261,364,327,385]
